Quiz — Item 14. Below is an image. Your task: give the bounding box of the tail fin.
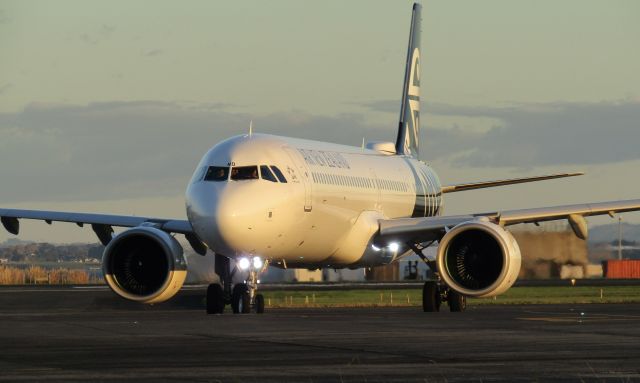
[395,3,422,158]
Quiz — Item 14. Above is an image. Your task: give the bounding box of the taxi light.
[388,242,400,252]
[252,256,263,270]
[238,257,250,270]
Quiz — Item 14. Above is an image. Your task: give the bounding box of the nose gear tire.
[255,294,265,314]
[206,283,225,314]
[232,284,251,314]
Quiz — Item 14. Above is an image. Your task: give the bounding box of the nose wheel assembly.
[207,254,267,314]
[231,268,265,314]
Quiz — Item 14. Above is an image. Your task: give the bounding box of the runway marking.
[518,311,640,323]
[518,316,639,323]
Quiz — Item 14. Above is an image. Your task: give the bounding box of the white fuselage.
[185,134,443,268]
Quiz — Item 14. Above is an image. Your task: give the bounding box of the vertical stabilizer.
[395,3,422,158]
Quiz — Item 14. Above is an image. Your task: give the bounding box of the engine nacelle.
[102,226,188,304]
[436,219,521,298]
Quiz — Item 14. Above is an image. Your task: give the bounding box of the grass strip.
[259,286,640,308]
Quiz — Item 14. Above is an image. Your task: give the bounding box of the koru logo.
[405,48,420,154]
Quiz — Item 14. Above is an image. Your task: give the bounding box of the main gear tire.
[422,281,441,312]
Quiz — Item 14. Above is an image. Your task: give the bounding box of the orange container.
[603,260,640,279]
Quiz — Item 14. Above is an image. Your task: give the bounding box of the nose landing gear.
[206,254,267,315]
[231,266,265,314]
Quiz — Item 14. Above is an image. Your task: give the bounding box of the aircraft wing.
[0,208,197,249]
[376,199,640,245]
[440,172,584,193]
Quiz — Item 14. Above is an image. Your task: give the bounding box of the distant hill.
[589,223,640,244]
[0,238,35,248]
[0,242,104,263]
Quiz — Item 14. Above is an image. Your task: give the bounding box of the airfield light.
[388,242,400,252]
[238,257,250,270]
[253,256,263,270]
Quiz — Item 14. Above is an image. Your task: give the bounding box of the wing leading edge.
[0,208,199,251]
[441,172,584,193]
[376,198,640,246]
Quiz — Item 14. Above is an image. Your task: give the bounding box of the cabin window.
[204,166,229,181]
[270,166,288,183]
[231,166,259,181]
[260,165,278,183]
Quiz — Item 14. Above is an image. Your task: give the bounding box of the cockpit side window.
[190,166,207,184]
[270,166,287,183]
[260,165,278,183]
[204,166,229,181]
[231,166,259,181]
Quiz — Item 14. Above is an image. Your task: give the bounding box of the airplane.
[2,3,639,314]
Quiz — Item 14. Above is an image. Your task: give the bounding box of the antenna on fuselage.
[249,120,253,137]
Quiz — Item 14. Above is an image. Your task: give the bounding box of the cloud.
[143,49,163,57]
[0,10,9,24]
[3,98,637,205]
[79,24,115,45]
[0,101,390,204]
[363,99,640,167]
[0,83,12,95]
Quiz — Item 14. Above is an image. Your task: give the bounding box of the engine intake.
[103,226,187,304]
[436,220,521,298]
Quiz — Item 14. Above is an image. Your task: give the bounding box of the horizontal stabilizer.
[441,172,584,193]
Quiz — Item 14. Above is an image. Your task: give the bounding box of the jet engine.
[436,219,521,298]
[102,226,188,304]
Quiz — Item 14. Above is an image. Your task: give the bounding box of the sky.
[1,0,640,243]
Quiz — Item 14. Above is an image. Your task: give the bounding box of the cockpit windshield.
[270,166,287,183]
[260,165,278,182]
[230,166,259,181]
[204,166,229,181]
[201,164,285,183]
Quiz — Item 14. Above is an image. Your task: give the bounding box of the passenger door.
[284,147,313,212]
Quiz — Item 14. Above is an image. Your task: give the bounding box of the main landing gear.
[408,243,466,313]
[422,280,466,312]
[206,254,266,315]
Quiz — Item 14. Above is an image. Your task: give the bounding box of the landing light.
[238,257,250,270]
[388,242,400,252]
[252,256,263,270]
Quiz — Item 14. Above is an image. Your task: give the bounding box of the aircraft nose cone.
[212,186,264,252]
[187,181,267,255]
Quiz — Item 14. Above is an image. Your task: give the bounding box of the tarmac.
[1,286,640,382]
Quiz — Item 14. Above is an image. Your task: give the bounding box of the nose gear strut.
[206,254,268,315]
